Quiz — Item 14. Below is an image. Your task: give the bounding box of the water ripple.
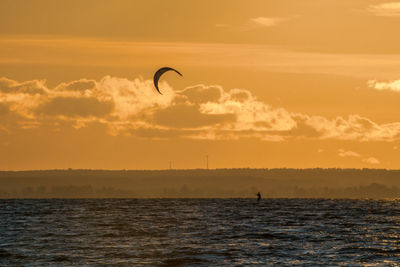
[0,199,399,266]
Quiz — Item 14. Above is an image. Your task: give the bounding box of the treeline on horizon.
[0,168,399,199]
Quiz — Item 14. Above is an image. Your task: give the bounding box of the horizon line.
[0,167,398,172]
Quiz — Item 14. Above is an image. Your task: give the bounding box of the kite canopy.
[153,67,183,94]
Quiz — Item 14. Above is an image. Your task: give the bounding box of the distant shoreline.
[1,168,399,199]
[0,167,398,172]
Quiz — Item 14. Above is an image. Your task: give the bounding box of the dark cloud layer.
[0,78,46,95]
[64,80,96,91]
[36,97,114,117]
[179,85,222,104]
[153,104,236,128]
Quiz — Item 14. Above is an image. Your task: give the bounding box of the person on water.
[256,192,261,202]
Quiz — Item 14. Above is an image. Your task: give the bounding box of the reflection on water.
[0,199,399,266]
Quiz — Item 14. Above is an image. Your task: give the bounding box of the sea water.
[0,199,399,266]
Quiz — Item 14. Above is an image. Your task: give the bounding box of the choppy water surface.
[0,199,400,266]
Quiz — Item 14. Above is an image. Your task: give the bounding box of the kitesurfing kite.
[153,67,183,95]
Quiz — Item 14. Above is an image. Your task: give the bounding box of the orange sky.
[1,0,400,170]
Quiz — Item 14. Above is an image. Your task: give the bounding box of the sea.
[0,199,399,266]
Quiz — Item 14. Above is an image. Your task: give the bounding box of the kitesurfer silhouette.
[256,192,261,202]
[153,67,183,94]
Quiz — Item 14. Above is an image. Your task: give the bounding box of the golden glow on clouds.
[363,157,380,164]
[368,80,400,92]
[368,2,400,16]
[338,149,381,165]
[1,0,400,169]
[248,17,287,28]
[338,149,361,158]
[1,76,400,145]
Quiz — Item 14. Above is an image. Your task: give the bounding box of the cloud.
[216,17,287,32]
[338,149,361,158]
[249,17,287,27]
[368,79,400,92]
[0,77,47,95]
[368,2,400,17]
[1,76,400,142]
[286,116,322,138]
[153,104,236,128]
[36,97,115,118]
[56,79,96,92]
[0,102,9,116]
[301,114,400,142]
[337,149,381,165]
[362,157,380,165]
[179,85,223,104]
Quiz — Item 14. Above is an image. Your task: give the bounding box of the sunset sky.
[1,0,400,170]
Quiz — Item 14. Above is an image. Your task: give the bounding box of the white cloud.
[337,149,381,165]
[249,17,287,27]
[338,149,381,165]
[368,2,400,17]
[338,149,361,158]
[368,79,400,92]
[2,76,400,142]
[362,157,381,165]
